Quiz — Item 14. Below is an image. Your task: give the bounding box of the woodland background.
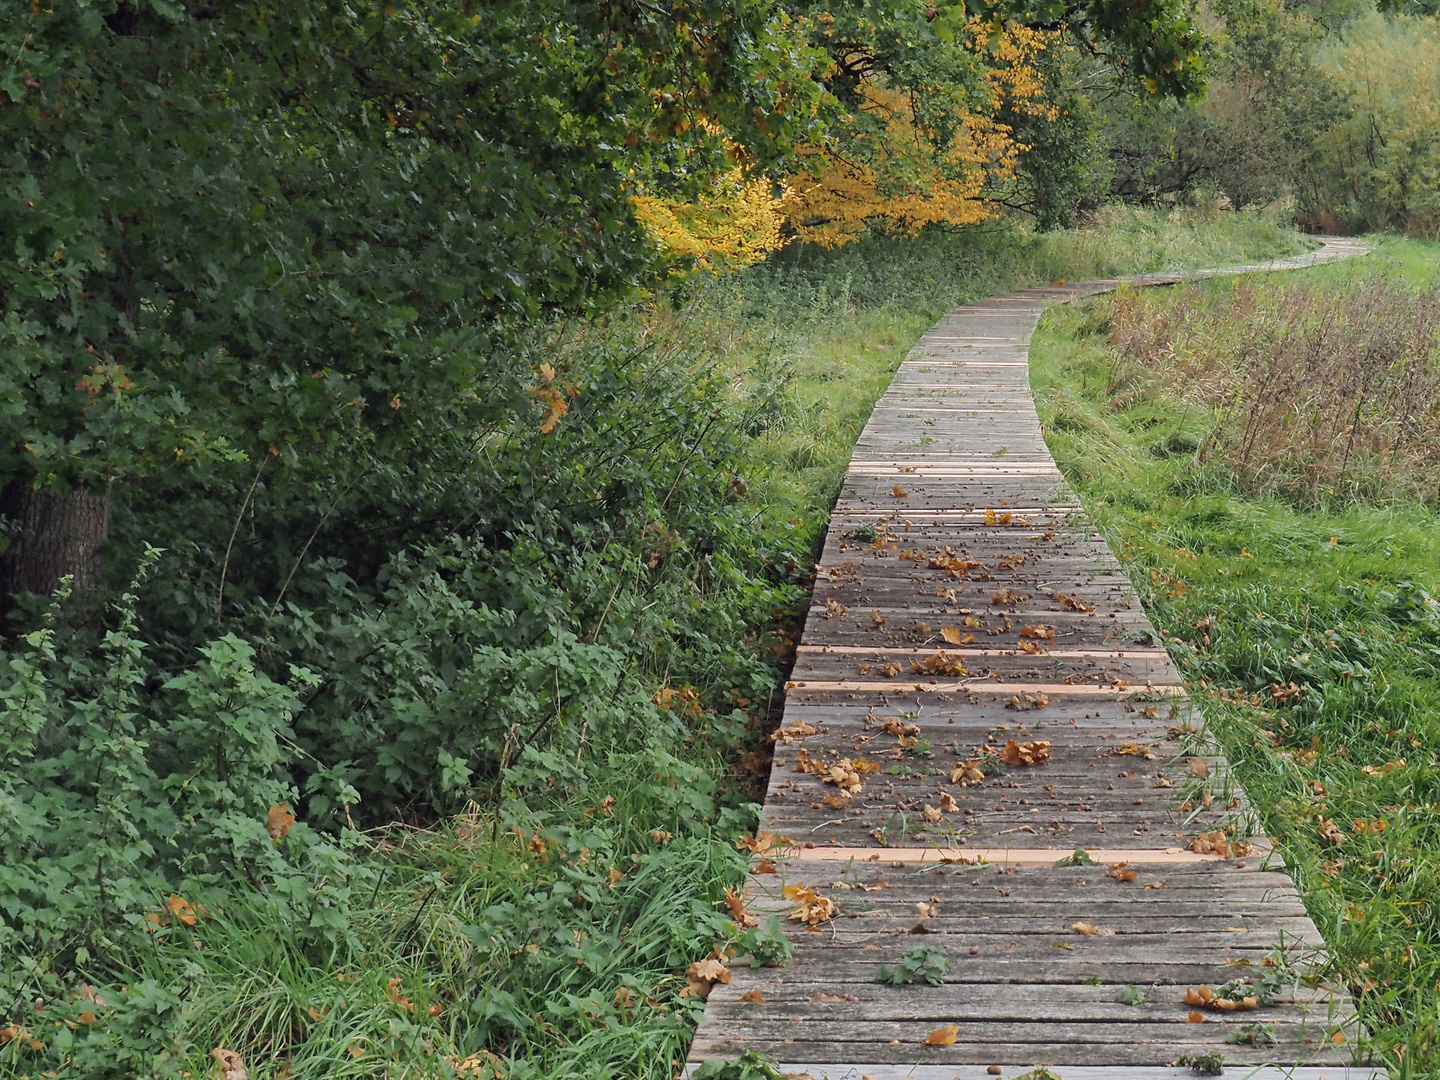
[1,0,1438,1077]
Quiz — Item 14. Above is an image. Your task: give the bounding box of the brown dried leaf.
[922,804,943,823]
[1072,921,1114,936]
[211,1048,249,1080]
[811,992,859,1003]
[683,958,732,999]
[771,719,819,744]
[1018,625,1055,640]
[1107,863,1138,882]
[1185,1011,1205,1024]
[1001,739,1051,766]
[925,1024,959,1046]
[783,884,837,925]
[1318,817,1346,845]
[753,859,779,875]
[1112,743,1157,760]
[725,887,759,928]
[941,627,963,644]
[739,989,766,1004]
[951,760,986,785]
[1188,757,1210,779]
[265,804,296,841]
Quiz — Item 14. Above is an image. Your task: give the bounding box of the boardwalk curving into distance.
[688,239,1379,1080]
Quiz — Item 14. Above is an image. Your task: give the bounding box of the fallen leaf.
[824,599,848,619]
[650,829,672,845]
[925,1024,959,1046]
[164,894,199,926]
[211,1048,249,1080]
[893,486,909,499]
[599,794,616,816]
[1188,757,1209,779]
[783,884,838,925]
[387,977,415,1013]
[1107,863,1138,882]
[1185,1011,1204,1023]
[736,831,791,855]
[1112,743,1157,760]
[1189,829,1256,858]
[1001,739,1051,765]
[683,958,733,998]
[1003,693,1049,712]
[772,719,819,744]
[916,902,939,919]
[1072,921,1114,936]
[811,992,859,1003]
[725,887,759,928]
[739,989,766,1004]
[991,588,1020,606]
[265,804,296,841]
[1318,818,1346,845]
[951,760,986,785]
[1331,1030,1346,1044]
[941,627,964,644]
[1018,625,1055,640]
[1054,592,1095,613]
[428,1002,444,1018]
[938,791,960,813]
[753,859,779,875]
[922,804,943,823]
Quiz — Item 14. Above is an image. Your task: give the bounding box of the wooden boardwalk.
[689,240,1380,1080]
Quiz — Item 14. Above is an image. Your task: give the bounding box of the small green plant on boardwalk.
[1032,235,1440,1074]
[875,944,950,986]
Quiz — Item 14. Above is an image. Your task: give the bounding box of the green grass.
[1031,236,1440,1078]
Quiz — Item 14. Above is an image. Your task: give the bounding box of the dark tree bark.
[0,482,111,609]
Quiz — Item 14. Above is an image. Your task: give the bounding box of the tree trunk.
[0,482,111,608]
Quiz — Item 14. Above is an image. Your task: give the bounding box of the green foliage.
[1177,1053,1226,1076]
[692,1051,788,1080]
[737,916,795,968]
[875,944,950,985]
[1055,848,1098,866]
[1227,1022,1279,1046]
[1116,984,1148,1004]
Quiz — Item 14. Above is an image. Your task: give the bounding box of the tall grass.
[1106,274,1440,505]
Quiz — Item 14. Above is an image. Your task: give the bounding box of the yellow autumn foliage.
[783,22,1058,247]
[631,21,1058,265]
[632,167,788,271]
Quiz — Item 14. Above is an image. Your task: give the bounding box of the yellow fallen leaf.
[739,989,765,1004]
[925,1024,959,1045]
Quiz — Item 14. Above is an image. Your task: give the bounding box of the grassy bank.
[0,208,1313,1080]
[1031,235,1440,1077]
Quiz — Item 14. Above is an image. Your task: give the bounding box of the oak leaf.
[739,989,765,1004]
[1001,739,1051,766]
[925,1024,959,1045]
[1018,624,1054,640]
[783,884,837,925]
[1107,863,1138,882]
[683,958,732,998]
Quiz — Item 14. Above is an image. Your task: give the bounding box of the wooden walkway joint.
[688,241,1380,1079]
